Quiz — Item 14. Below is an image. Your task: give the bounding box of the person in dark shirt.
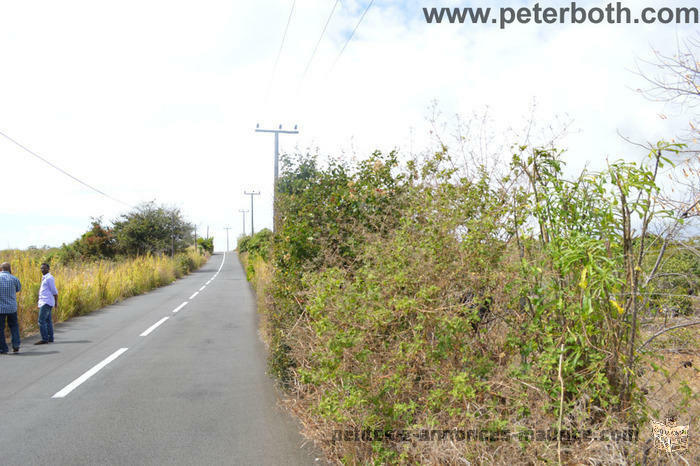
[0,262,22,354]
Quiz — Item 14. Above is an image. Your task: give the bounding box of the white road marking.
[217,252,226,273]
[52,348,128,398]
[140,317,170,337]
[172,302,188,313]
[51,253,228,400]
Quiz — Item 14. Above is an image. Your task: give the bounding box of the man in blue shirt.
[36,263,58,345]
[0,262,22,354]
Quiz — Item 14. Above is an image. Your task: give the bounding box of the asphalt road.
[0,252,321,465]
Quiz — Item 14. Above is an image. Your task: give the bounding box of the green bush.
[197,237,214,254]
[237,235,251,253]
[112,202,193,256]
[238,229,273,259]
[73,219,117,259]
[247,229,273,260]
[249,142,694,464]
[175,252,196,276]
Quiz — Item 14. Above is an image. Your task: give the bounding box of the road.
[0,252,321,465]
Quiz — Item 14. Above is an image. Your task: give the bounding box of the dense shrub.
[175,251,197,276]
[238,229,274,281]
[48,204,195,264]
[246,229,273,259]
[237,235,251,253]
[197,237,214,254]
[248,142,696,464]
[112,202,193,256]
[73,219,116,259]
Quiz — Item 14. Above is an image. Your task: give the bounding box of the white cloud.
[0,0,696,248]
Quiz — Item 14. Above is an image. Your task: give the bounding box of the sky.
[0,0,697,250]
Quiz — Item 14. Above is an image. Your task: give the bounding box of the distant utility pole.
[171,213,176,257]
[224,227,232,252]
[194,225,197,248]
[206,225,209,239]
[255,124,299,231]
[244,191,260,235]
[239,209,249,236]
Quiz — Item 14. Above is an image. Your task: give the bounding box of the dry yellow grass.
[239,252,273,346]
[0,249,207,336]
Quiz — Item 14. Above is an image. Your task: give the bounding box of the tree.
[636,34,700,109]
[632,35,700,271]
[73,218,116,259]
[112,202,193,256]
[635,32,699,148]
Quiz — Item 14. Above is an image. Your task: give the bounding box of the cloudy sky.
[0,1,697,249]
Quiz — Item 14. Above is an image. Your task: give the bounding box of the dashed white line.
[172,302,188,313]
[140,317,170,337]
[53,253,227,399]
[52,348,129,398]
[51,253,227,400]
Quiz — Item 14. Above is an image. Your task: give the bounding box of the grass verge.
[1,248,208,337]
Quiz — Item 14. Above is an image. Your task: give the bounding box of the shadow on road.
[48,340,92,344]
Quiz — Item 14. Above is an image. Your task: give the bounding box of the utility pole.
[255,124,299,231]
[224,227,232,252]
[244,191,260,235]
[194,225,197,249]
[206,225,209,239]
[171,213,175,258]
[239,209,249,236]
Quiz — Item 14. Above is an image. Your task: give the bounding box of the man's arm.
[49,276,58,309]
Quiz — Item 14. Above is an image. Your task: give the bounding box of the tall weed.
[0,248,207,335]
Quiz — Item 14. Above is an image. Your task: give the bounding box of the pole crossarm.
[254,129,299,135]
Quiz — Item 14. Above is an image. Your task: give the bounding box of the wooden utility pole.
[244,191,260,235]
[171,213,175,257]
[239,209,249,236]
[224,227,232,252]
[255,124,299,231]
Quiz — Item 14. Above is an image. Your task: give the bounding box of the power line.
[299,0,341,87]
[0,129,132,208]
[265,0,297,104]
[331,0,374,72]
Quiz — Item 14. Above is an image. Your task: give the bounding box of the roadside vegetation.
[239,143,698,464]
[1,202,209,337]
[235,38,700,464]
